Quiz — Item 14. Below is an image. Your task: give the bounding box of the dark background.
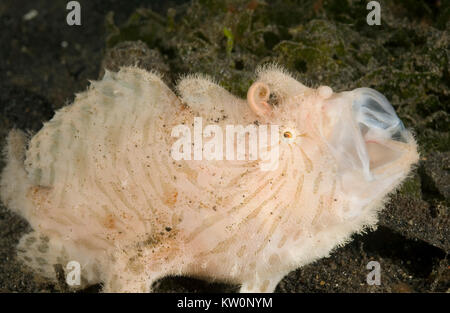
[0,0,448,292]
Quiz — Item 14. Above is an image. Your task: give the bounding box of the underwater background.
[0,0,448,292]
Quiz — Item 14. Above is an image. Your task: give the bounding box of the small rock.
[23,10,38,21]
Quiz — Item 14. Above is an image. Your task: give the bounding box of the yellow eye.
[281,128,297,144]
[283,131,293,139]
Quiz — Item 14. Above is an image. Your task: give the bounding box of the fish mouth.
[324,87,418,182]
[321,87,419,219]
[352,88,413,179]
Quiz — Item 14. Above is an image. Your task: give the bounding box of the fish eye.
[282,129,296,143]
[283,131,293,138]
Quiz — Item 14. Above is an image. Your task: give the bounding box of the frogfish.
[0,65,418,292]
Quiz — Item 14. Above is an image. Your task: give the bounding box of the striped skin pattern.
[0,66,418,292]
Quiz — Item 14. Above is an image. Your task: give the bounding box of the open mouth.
[321,87,419,217]
[353,88,410,177]
[325,87,414,181]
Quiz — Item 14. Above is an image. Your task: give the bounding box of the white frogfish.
[0,65,418,292]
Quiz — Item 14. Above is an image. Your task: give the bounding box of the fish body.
[0,66,418,292]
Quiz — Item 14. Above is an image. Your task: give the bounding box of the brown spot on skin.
[104,214,116,229]
[142,236,158,247]
[164,191,178,207]
[28,186,51,207]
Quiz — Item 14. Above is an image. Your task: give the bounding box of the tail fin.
[0,129,33,219]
